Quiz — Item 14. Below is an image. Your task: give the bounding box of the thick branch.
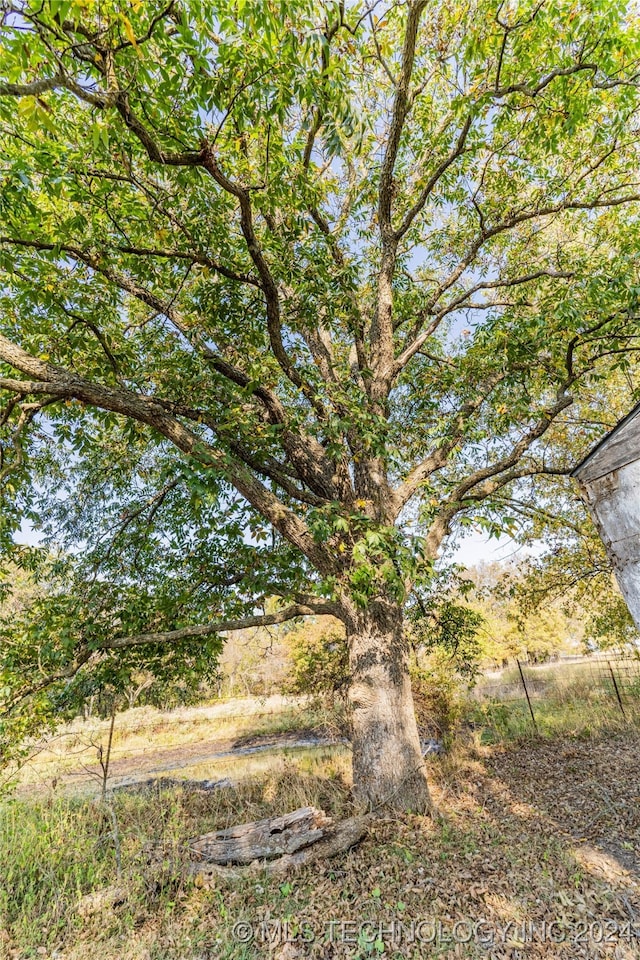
[0,75,64,96]
[0,69,202,163]
[396,115,473,239]
[1,61,327,416]
[450,394,574,504]
[104,602,337,650]
[494,62,599,99]
[377,1,427,237]
[3,603,336,712]
[421,393,574,557]
[0,337,332,571]
[0,235,346,502]
[390,371,508,515]
[199,149,317,405]
[370,1,426,399]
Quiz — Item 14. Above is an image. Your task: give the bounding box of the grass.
[167,742,352,785]
[3,679,640,958]
[472,694,639,742]
[15,660,639,792]
[2,732,640,959]
[469,660,640,744]
[0,761,353,959]
[474,656,640,705]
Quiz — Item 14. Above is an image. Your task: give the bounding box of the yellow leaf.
[121,14,142,57]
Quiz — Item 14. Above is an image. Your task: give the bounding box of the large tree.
[1,0,640,811]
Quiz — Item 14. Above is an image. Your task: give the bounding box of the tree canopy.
[1,0,640,807]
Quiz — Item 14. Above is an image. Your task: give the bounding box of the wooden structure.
[572,404,640,630]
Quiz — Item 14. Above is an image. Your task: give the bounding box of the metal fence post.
[517,659,539,735]
[608,661,627,718]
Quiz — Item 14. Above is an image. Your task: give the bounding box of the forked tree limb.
[0,332,334,570]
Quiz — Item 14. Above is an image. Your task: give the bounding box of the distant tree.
[218,620,291,698]
[508,535,639,652]
[1,0,640,810]
[464,560,584,663]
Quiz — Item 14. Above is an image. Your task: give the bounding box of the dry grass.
[2,731,640,960]
[11,696,333,793]
[471,660,640,743]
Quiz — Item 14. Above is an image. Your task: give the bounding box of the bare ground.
[16,731,342,795]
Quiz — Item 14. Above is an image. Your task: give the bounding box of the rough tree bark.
[343,598,430,813]
[189,806,331,864]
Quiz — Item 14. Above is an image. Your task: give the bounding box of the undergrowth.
[0,764,352,957]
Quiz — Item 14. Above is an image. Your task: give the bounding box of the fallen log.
[188,806,332,865]
[145,806,370,885]
[189,813,370,883]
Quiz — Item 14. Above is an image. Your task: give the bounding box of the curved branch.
[494,62,599,99]
[200,149,323,413]
[0,235,348,504]
[394,192,640,375]
[3,602,337,713]
[421,395,574,557]
[390,371,508,516]
[0,70,200,162]
[450,393,574,504]
[0,338,333,571]
[0,75,64,96]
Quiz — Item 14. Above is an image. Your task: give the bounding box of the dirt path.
[18,730,344,796]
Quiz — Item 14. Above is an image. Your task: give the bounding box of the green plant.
[408,595,485,680]
[284,618,349,706]
[410,650,472,744]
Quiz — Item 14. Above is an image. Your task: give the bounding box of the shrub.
[410,650,471,744]
[283,617,349,706]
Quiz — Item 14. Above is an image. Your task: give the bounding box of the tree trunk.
[344,599,431,814]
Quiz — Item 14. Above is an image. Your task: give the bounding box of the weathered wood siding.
[577,458,640,630]
[576,409,640,484]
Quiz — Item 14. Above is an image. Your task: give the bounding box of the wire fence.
[473,651,640,735]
